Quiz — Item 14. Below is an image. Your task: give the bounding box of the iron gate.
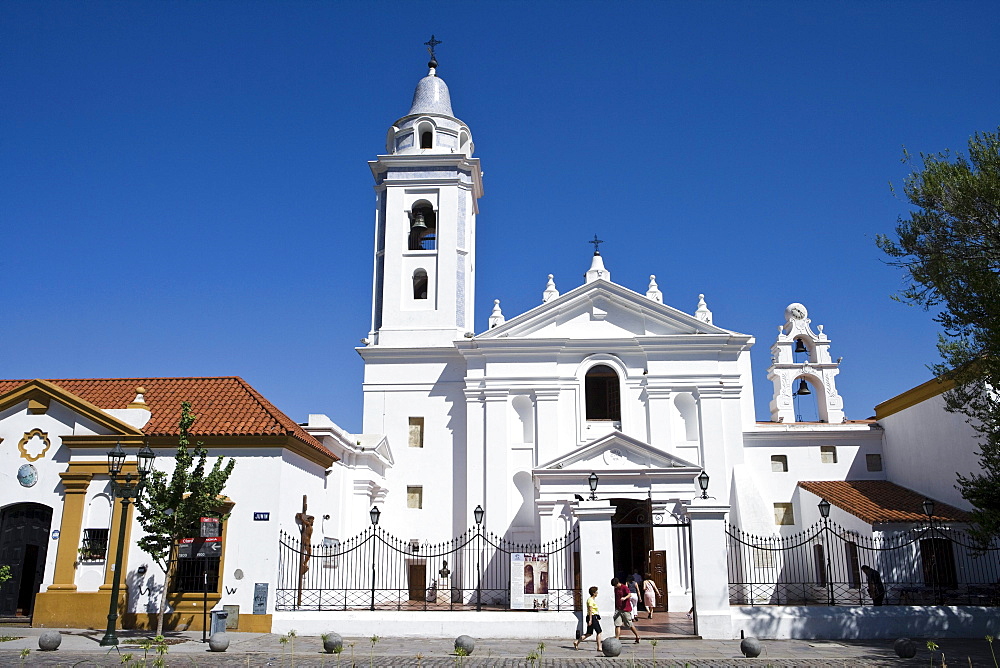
[277,525,579,611]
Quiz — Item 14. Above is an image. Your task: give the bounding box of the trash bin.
[210,610,229,636]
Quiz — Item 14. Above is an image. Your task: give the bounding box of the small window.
[407,486,423,509]
[80,528,109,561]
[820,446,838,464]
[774,503,795,526]
[866,453,883,472]
[771,455,788,472]
[412,269,428,300]
[408,417,424,448]
[420,130,433,149]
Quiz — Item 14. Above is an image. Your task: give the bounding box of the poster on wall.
[510,553,549,610]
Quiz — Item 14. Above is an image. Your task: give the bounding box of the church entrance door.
[610,499,653,588]
[0,503,53,618]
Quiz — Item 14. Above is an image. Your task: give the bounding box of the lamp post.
[818,499,834,606]
[474,505,484,611]
[588,473,599,501]
[697,470,710,499]
[923,498,940,604]
[99,441,155,647]
[369,506,380,611]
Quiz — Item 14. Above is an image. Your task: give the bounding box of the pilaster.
[48,471,93,591]
[573,501,617,617]
[533,388,561,466]
[644,386,674,452]
[687,499,733,639]
[483,389,509,532]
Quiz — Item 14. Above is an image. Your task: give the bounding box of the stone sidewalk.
[1,626,996,666]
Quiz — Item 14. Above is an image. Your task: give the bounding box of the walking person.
[627,575,640,617]
[861,565,886,606]
[612,577,641,643]
[642,573,661,619]
[574,586,603,653]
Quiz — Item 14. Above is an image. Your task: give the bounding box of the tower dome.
[408,73,454,117]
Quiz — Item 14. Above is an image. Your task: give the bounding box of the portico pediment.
[539,432,700,472]
[476,281,741,341]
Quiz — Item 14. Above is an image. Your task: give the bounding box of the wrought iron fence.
[276,526,580,612]
[728,521,1000,606]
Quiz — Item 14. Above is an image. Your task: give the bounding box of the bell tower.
[767,303,845,423]
[367,44,483,347]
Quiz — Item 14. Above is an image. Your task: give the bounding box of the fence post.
[573,501,616,618]
[688,498,733,639]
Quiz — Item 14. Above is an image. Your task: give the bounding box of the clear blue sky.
[3,1,998,430]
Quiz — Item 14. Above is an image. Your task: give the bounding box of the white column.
[687,499,733,639]
[644,386,673,452]
[574,501,617,617]
[463,388,485,536]
[483,389,509,531]
[534,388,560,466]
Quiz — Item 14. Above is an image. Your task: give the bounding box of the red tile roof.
[0,377,333,460]
[798,480,971,525]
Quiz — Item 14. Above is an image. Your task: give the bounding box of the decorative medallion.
[17,463,38,487]
[603,447,625,466]
[18,429,52,462]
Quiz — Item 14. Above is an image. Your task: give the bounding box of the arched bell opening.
[408,202,437,251]
[792,337,815,363]
[792,375,829,422]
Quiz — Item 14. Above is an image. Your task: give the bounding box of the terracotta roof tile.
[0,376,334,460]
[798,480,971,525]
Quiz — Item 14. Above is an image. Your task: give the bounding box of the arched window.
[408,204,437,251]
[585,364,621,421]
[420,130,433,149]
[412,269,428,299]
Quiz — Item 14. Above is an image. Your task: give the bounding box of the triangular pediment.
[0,379,144,436]
[538,432,700,472]
[478,280,739,340]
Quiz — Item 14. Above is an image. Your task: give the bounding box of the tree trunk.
[155,558,172,637]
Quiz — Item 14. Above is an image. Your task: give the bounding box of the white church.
[1,48,994,641]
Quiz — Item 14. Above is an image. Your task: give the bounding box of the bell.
[794,339,807,354]
[795,379,812,396]
[411,211,427,231]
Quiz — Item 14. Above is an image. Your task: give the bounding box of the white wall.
[879,393,980,511]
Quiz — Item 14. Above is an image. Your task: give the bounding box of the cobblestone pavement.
[1,628,995,666]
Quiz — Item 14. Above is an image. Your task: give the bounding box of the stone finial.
[127,386,148,410]
[542,274,560,303]
[695,294,713,324]
[488,299,505,329]
[584,252,611,284]
[645,275,663,303]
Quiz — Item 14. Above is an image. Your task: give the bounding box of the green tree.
[877,127,1000,546]
[134,401,236,635]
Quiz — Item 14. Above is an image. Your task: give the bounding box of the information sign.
[510,552,549,610]
[200,517,221,538]
[177,536,223,559]
[253,583,269,614]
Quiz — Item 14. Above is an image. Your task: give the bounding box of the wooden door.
[0,504,52,617]
[649,550,668,611]
[408,563,426,601]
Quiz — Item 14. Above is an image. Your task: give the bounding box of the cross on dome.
[589,234,604,256]
[424,34,442,69]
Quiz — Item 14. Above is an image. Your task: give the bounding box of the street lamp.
[818,498,831,519]
[922,498,935,520]
[697,471,710,499]
[369,506,380,611]
[99,441,155,647]
[474,504,484,611]
[817,499,834,605]
[922,498,941,603]
[588,472,599,501]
